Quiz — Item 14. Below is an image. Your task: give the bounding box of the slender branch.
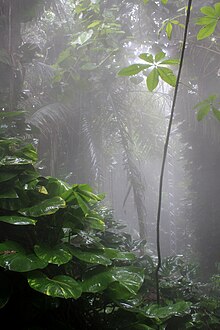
[155,0,193,305]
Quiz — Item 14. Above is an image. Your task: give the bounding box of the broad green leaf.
[147,68,159,91]
[138,53,154,63]
[108,267,145,298]
[160,59,180,65]
[82,266,144,295]
[197,22,217,40]
[0,241,47,272]
[196,17,217,26]
[166,22,173,39]
[0,156,33,166]
[104,248,136,261]
[70,248,112,266]
[214,3,220,16]
[34,244,72,266]
[17,144,38,162]
[0,215,36,225]
[85,214,105,230]
[74,192,90,215]
[196,104,210,121]
[45,177,70,197]
[161,0,168,4]
[118,64,150,76]
[155,52,166,63]
[19,196,66,217]
[77,184,103,202]
[212,108,220,121]
[82,270,112,293]
[157,67,176,87]
[143,301,192,319]
[28,272,82,299]
[200,6,216,17]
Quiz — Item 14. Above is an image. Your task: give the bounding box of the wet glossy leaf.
[107,267,145,299]
[71,248,112,266]
[0,215,36,225]
[85,214,105,230]
[19,196,66,217]
[28,271,82,299]
[118,64,151,76]
[147,68,159,91]
[143,301,192,319]
[34,244,72,266]
[104,248,136,261]
[82,270,113,293]
[45,177,70,197]
[0,156,33,166]
[0,241,47,272]
[82,267,144,295]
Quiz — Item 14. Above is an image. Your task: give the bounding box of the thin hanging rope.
[155,0,193,305]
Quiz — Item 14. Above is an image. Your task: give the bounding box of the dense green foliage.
[1,0,220,328]
[0,134,219,329]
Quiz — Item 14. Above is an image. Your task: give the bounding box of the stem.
[155,0,193,305]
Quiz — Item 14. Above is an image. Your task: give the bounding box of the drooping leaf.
[0,241,47,272]
[19,196,66,217]
[166,22,173,39]
[34,244,72,266]
[118,64,150,77]
[158,67,177,87]
[28,271,82,299]
[147,68,159,91]
[0,215,36,226]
